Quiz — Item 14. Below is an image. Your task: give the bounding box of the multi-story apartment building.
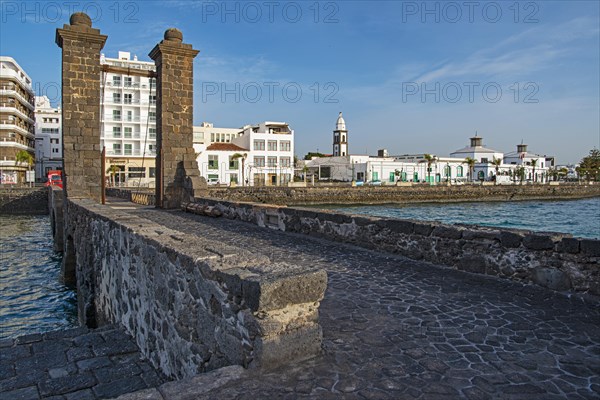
[100,51,157,187]
[0,56,35,184]
[194,121,295,186]
[233,121,295,186]
[34,96,62,181]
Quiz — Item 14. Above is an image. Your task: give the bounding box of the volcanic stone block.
[523,234,555,250]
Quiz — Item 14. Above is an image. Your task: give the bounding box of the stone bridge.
[3,11,598,400]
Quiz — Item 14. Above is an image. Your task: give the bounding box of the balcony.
[0,121,35,138]
[0,106,35,124]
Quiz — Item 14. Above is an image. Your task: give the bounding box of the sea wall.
[206,183,600,205]
[63,198,326,379]
[189,198,600,299]
[0,187,48,214]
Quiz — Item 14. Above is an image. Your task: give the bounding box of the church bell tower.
[333,112,348,156]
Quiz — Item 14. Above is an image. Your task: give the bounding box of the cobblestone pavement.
[0,325,169,400]
[131,208,600,400]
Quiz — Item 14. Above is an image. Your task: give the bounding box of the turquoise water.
[0,215,77,340]
[331,197,600,239]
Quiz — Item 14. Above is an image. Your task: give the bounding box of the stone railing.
[63,198,326,379]
[106,187,156,206]
[206,184,600,205]
[191,198,600,299]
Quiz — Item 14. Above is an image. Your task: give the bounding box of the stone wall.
[106,188,156,206]
[0,187,48,215]
[190,198,600,299]
[63,198,326,379]
[206,184,600,205]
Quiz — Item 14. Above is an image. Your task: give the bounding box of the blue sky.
[1,0,598,163]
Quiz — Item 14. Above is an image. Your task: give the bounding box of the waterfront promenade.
[2,199,599,399]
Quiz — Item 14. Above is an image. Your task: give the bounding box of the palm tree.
[231,153,247,186]
[421,154,437,184]
[463,157,476,183]
[515,165,525,184]
[492,157,502,184]
[531,158,538,183]
[15,150,34,186]
[106,165,120,187]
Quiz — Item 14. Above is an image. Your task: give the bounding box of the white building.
[0,56,35,184]
[450,135,505,181]
[333,112,348,157]
[504,143,549,183]
[34,96,62,181]
[100,51,157,187]
[194,121,295,186]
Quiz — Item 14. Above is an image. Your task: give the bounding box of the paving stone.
[64,389,95,400]
[0,385,39,400]
[15,333,43,345]
[77,356,112,372]
[92,376,148,399]
[38,372,97,397]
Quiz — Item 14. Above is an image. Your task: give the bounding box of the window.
[128,167,146,178]
[229,173,238,184]
[445,166,451,177]
[149,128,156,139]
[267,157,277,167]
[50,138,59,144]
[280,157,290,167]
[254,156,265,167]
[457,166,463,177]
[389,172,395,182]
[149,112,156,122]
[124,77,133,87]
[208,155,218,170]
[229,156,239,170]
[123,94,133,104]
[481,158,488,163]
[112,143,121,155]
[149,167,156,178]
[253,140,265,151]
[124,144,132,156]
[280,141,291,152]
[112,93,121,103]
[149,95,156,105]
[112,110,121,121]
[126,111,133,122]
[148,144,156,154]
[52,148,59,153]
[113,127,121,138]
[150,78,156,89]
[124,127,132,138]
[112,76,121,86]
[267,140,277,151]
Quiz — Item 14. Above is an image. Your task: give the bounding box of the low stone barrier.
[206,183,600,205]
[63,198,326,379]
[0,187,48,214]
[106,187,156,206]
[192,198,600,299]
[48,186,64,253]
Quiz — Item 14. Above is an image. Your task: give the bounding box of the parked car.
[367,180,382,186]
[354,180,364,186]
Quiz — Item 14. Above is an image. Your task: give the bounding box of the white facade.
[503,143,549,183]
[34,96,62,181]
[232,122,295,186]
[100,51,157,187]
[0,56,35,184]
[333,112,348,157]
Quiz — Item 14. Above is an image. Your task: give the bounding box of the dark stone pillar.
[55,12,107,202]
[149,28,204,209]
